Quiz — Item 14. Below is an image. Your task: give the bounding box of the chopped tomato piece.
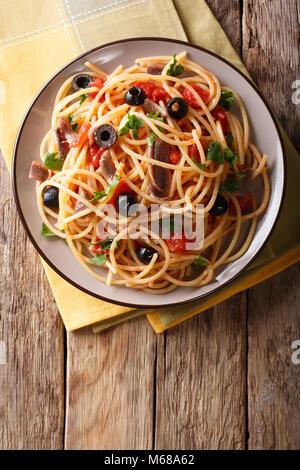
[91,242,108,255]
[211,105,229,132]
[91,237,120,255]
[188,143,200,162]
[89,78,105,101]
[109,179,132,208]
[90,144,107,169]
[165,231,188,253]
[152,86,168,104]
[180,84,210,108]
[71,122,91,148]
[169,149,181,165]
[229,192,253,214]
[132,81,168,104]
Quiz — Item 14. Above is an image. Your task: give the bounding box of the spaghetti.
[30,52,270,294]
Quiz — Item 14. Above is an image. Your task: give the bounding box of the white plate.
[13,38,286,308]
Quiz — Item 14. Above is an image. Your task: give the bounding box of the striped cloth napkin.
[1,0,299,333]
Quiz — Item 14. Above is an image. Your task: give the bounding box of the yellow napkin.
[1,0,299,333]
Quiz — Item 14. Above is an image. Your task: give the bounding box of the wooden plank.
[65,317,156,450]
[153,0,246,451]
[207,0,242,54]
[243,0,300,449]
[0,156,65,450]
[247,265,300,449]
[155,296,247,450]
[242,0,300,146]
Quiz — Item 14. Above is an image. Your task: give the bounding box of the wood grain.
[151,0,247,451]
[1,0,299,451]
[65,317,156,450]
[247,265,300,449]
[155,296,247,450]
[207,0,242,54]
[242,0,300,148]
[242,0,300,449]
[0,157,64,449]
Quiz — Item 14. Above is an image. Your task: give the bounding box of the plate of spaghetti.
[13,38,285,308]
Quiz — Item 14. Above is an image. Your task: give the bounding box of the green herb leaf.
[90,253,107,266]
[79,93,89,105]
[41,223,56,237]
[219,176,239,193]
[68,113,81,132]
[42,223,67,243]
[90,238,120,250]
[146,112,163,122]
[119,114,144,139]
[43,152,64,171]
[89,190,106,202]
[128,114,144,130]
[226,135,233,147]
[132,129,139,140]
[167,54,184,77]
[224,146,245,179]
[224,147,238,167]
[218,91,234,110]
[191,157,206,170]
[147,131,158,147]
[160,218,182,235]
[119,124,130,136]
[90,174,120,202]
[146,111,165,133]
[206,142,224,164]
[235,170,246,179]
[191,254,209,270]
[67,113,79,125]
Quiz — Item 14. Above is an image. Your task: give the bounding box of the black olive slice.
[124,87,146,106]
[94,124,117,148]
[72,73,92,92]
[137,246,157,264]
[116,192,138,217]
[43,187,59,208]
[209,194,228,216]
[166,97,188,119]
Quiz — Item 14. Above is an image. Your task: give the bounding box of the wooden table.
[0,0,299,450]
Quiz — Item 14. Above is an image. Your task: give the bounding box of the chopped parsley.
[218,91,234,110]
[224,147,245,178]
[90,253,107,266]
[43,152,64,171]
[191,157,206,170]
[79,93,89,105]
[41,223,56,237]
[90,238,120,250]
[119,113,144,140]
[90,174,120,202]
[41,223,67,244]
[219,176,239,193]
[191,254,209,270]
[146,111,165,133]
[167,54,184,77]
[160,218,182,236]
[224,147,238,167]
[226,135,234,147]
[147,131,158,146]
[206,142,224,164]
[67,113,82,132]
